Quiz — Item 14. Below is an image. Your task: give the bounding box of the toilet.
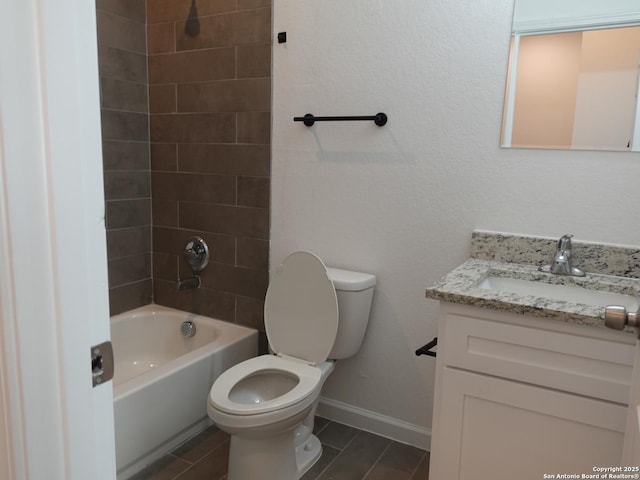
[207,251,376,480]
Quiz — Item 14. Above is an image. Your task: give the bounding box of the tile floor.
[129,417,430,480]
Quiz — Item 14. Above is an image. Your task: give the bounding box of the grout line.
[101,106,149,116]
[173,439,231,480]
[309,451,336,480]
[407,451,428,479]
[173,83,178,114]
[311,462,331,480]
[147,44,236,58]
[234,45,238,79]
[171,454,201,479]
[99,75,148,88]
[105,196,151,203]
[96,8,146,28]
[104,169,151,173]
[109,277,151,289]
[338,428,359,451]
[314,419,330,437]
[148,5,270,27]
[99,42,147,58]
[361,440,392,480]
[311,429,363,480]
[103,139,149,145]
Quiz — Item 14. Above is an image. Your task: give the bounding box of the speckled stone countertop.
[425,231,640,328]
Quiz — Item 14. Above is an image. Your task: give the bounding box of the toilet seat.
[210,252,340,419]
[209,252,340,418]
[209,355,322,415]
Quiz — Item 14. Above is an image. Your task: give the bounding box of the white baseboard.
[316,397,431,451]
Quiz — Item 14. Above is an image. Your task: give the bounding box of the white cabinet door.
[431,367,627,480]
[622,340,640,467]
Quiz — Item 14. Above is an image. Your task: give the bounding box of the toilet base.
[227,430,322,480]
[296,433,322,478]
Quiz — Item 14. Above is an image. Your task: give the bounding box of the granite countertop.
[425,232,640,329]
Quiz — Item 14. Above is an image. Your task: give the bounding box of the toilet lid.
[265,251,339,364]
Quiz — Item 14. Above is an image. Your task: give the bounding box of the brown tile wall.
[97,0,153,315]
[147,0,272,330]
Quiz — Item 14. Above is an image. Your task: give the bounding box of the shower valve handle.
[183,236,209,272]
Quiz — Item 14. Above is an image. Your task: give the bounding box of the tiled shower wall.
[98,0,272,329]
[97,0,153,315]
[148,0,271,330]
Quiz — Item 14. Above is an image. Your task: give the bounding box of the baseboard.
[316,397,431,451]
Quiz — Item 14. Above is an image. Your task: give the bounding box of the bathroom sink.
[478,275,640,310]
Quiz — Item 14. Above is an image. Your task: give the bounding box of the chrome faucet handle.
[569,266,586,277]
[539,234,585,276]
[183,236,209,272]
[557,234,573,252]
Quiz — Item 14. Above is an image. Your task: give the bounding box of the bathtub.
[110,304,257,479]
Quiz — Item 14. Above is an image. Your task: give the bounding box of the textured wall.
[148,0,272,330]
[96,0,152,315]
[271,0,640,445]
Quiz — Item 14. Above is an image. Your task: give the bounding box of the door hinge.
[91,341,114,387]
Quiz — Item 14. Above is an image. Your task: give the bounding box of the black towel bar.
[415,337,437,357]
[294,112,388,127]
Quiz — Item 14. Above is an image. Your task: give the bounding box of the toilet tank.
[326,267,376,359]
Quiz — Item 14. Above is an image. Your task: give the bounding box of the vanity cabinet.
[429,303,636,480]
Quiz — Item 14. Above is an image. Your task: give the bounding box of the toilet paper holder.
[415,337,438,357]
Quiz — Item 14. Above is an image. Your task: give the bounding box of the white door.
[622,339,640,467]
[0,1,116,479]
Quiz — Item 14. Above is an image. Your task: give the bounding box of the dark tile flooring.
[129,417,430,480]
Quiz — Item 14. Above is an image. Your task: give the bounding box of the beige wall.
[572,27,640,148]
[512,32,582,148]
[511,26,640,149]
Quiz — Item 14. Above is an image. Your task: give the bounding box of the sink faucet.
[539,234,585,276]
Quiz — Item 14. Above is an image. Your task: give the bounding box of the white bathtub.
[111,304,257,479]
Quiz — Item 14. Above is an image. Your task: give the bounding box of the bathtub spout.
[176,275,201,291]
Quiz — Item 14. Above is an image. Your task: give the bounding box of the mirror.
[501,1,640,151]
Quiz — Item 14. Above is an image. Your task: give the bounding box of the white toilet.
[207,251,376,480]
